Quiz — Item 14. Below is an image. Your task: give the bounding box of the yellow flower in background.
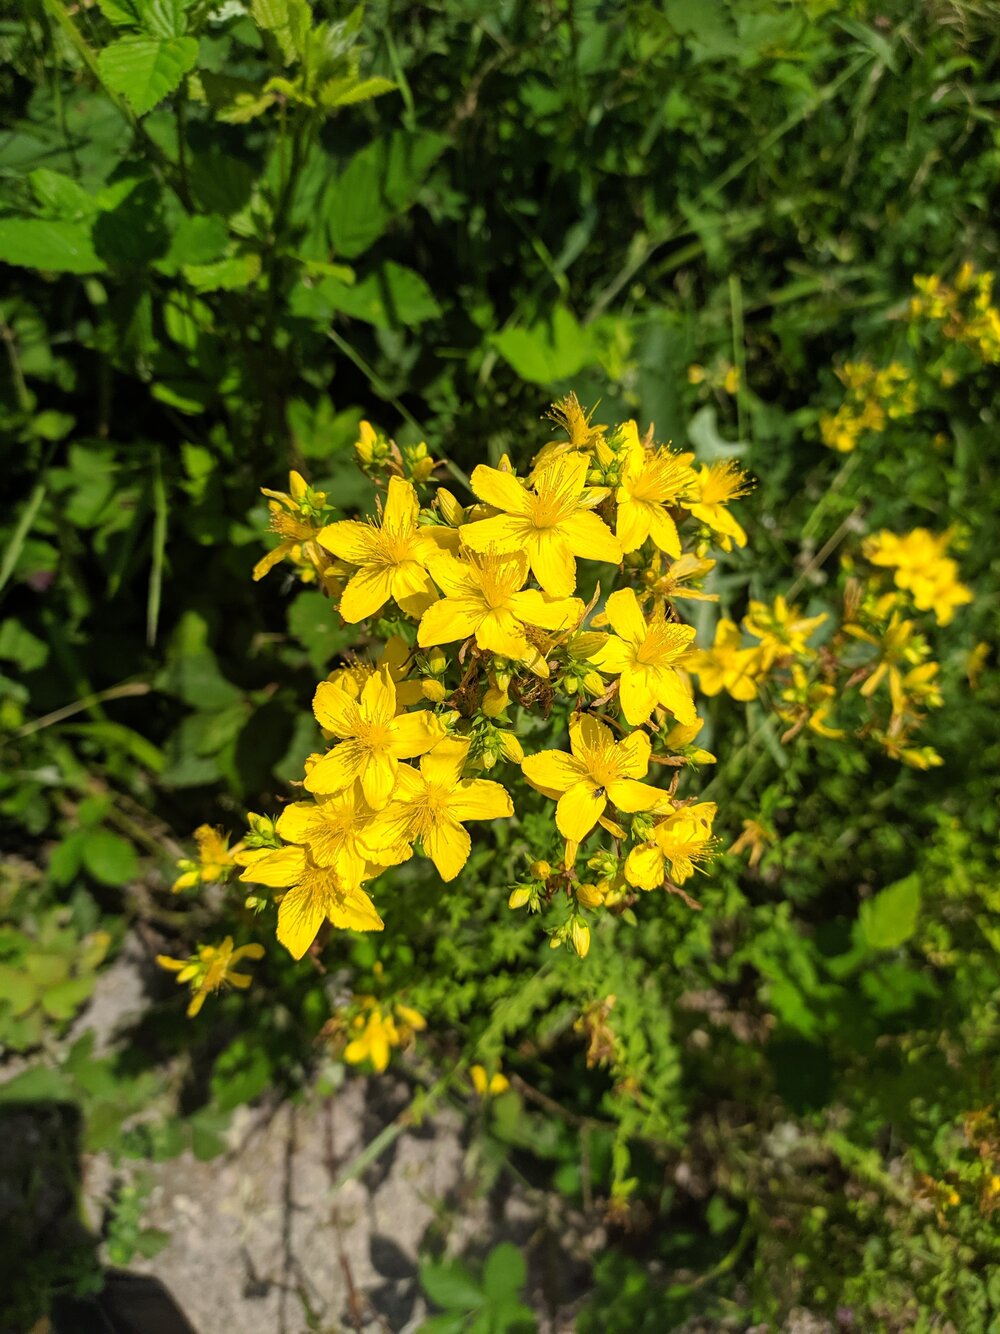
[522,714,663,843]
[238,845,383,959]
[156,936,265,1016]
[848,611,931,713]
[172,824,243,893]
[318,476,439,622]
[343,998,426,1073]
[470,1064,511,1097]
[689,618,762,701]
[615,441,697,556]
[460,455,622,596]
[591,588,697,726]
[625,802,717,889]
[253,470,342,588]
[365,738,513,881]
[743,595,827,668]
[305,667,444,808]
[418,548,584,676]
[682,460,752,551]
[728,818,775,870]
[863,528,972,626]
[644,551,719,608]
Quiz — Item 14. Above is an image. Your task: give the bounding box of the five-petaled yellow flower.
[592,588,697,726]
[319,476,439,622]
[157,936,265,1016]
[682,461,752,551]
[367,737,513,880]
[172,824,243,893]
[419,548,584,676]
[625,802,717,889]
[689,618,762,701]
[275,790,405,889]
[460,455,622,596]
[615,434,697,557]
[305,667,443,808]
[522,714,664,842]
[239,846,383,959]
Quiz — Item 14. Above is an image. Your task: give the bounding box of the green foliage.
[1,0,999,1327]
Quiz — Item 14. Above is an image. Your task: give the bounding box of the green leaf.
[0,619,49,672]
[287,589,352,673]
[420,1260,485,1312]
[858,876,922,951]
[251,0,311,63]
[0,964,39,1015]
[183,251,262,292]
[0,218,105,274]
[326,261,441,329]
[326,130,449,259]
[318,74,396,109]
[492,305,596,385]
[29,169,100,220]
[41,976,95,1022]
[80,829,139,888]
[96,0,144,25]
[98,36,199,116]
[482,1243,527,1301]
[143,0,196,40]
[211,1038,272,1111]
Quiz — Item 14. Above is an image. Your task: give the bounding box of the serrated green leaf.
[98,35,199,116]
[97,0,144,25]
[326,131,449,258]
[318,75,396,109]
[0,218,105,274]
[326,261,441,328]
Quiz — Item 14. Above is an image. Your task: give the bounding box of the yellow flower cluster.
[224,395,751,966]
[157,936,265,1016]
[909,264,1000,365]
[863,528,973,626]
[324,995,427,1073]
[818,360,918,453]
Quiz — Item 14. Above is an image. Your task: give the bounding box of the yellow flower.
[318,476,439,622]
[849,611,931,712]
[727,818,774,870]
[681,460,751,551]
[615,441,697,556]
[156,936,265,1017]
[460,455,622,596]
[743,595,827,668]
[418,548,583,676]
[688,618,762,701]
[591,588,697,727]
[365,738,513,881]
[864,528,972,626]
[326,635,424,707]
[305,666,444,809]
[274,790,407,889]
[521,713,664,843]
[470,1064,510,1097]
[625,802,717,889]
[643,551,719,608]
[253,470,341,587]
[238,845,383,959]
[172,824,243,893]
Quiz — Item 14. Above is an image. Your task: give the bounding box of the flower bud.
[576,883,604,910]
[571,919,591,959]
[498,730,524,763]
[508,885,531,909]
[421,678,447,703]
[563,675,579,694]
[529,860,551,881]
[426,646,448,675]
[581,669,604,696]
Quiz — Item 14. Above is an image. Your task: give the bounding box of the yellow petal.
[239,845,307,887]
[647,507,681,557]
[450,778,513,821]
[383,475,419,530]
[328,886,384,932]
[418,595,484,647]
[624,843,665,890]
[591,635,633,674]
[361,666,397,725]
[313,681,355,735]
[529,530,576,597]
[461,513,532,551]
[339,566,394,622]
[389,709,444,758]
[304,741,365,795]
[475,607,531,660]
[615,498,651,554]
[253,541,295,581]
[615,728,651,778]
[507,589,584,632]
[419,736,470,787]
[654,669,697,726]
[276,881,328,959]
[606,777,662,813]
[427,553,479,599]
[359,753,398,809]
[318,519,376,564]
[555,782,606,841]
[522,748,585,795]
[424,817,471,881]
[558,510,622,564]
[470,464,532,515]
[619,665,658,726]
[605,588,647,648]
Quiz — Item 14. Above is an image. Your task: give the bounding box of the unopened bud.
[576,883,604,909]
[563,675,579,694]
[571,919,591,959]
[508,885,531,909]
[529,860,551,881]
[426,647,447,675]
[422,678,447,703]
[497,730,524,763]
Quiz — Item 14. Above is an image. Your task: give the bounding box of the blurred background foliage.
[1,0,999,1328]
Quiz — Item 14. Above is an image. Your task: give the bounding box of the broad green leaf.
[326,131,449,258]
[0,965,38,1015]
[97,0,144,24]
[252,0,311,63]
[419,1260,484,1312]
[29,169,100,220]
[0,218,104,274]
[325,261,441,328]
[492,305,596,385]
[184,251,262,292]
[287,589,352,673]
[80,829,140,887]
[482,1243,527,1301]
[143,0,196,40]
[98,35,199,116]
[858,876,922,951]
[0,620,49,672]
[41,976,95,1022]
